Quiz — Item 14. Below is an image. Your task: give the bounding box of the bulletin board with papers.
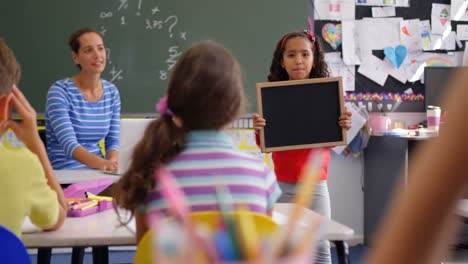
[310,0,467,112]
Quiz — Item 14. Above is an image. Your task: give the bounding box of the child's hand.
[339,107,352,130]
[252,113,266,132]
[7,85,43,152]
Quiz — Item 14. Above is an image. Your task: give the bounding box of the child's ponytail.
[113,114,185,223]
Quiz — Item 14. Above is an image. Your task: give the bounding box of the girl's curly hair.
[267,31,329,82]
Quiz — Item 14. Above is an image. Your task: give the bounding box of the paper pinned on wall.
[359,18,402,63]
[431,4,452,35]
[342,20,362,65]
[400,19,422,51]
[420,20,432,51]
[372,6,396,17]
[355,0,409,7]
[451,0,468,21]
[452,51,465,66]
[357,55,388,86]
[403,52,457,82]
[457,24,468,40]
[332,102,367,154]
[314,0,355,21]
[381,58,408,84]
[324,52,356,91]
[427,31,456,51]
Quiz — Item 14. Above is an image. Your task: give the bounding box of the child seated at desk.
[113,41,282,242]
[0,38,67,236]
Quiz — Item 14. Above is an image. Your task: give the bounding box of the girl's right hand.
[252,113,266,132]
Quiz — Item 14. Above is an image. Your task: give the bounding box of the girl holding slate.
[252,31,352,264]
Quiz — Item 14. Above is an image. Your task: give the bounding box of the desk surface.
[22,203,354,248]
[54,169,120,184]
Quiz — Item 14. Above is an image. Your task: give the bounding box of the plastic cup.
[427,106,441,131]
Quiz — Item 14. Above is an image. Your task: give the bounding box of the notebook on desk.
[103,118,153,175]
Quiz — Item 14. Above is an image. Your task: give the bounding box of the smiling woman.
[45,28,121,172]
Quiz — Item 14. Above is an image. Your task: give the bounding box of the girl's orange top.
[256,133,330,182]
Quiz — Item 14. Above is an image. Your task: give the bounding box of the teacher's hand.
[98,159,118,172]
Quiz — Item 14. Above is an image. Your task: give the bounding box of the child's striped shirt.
[143,130,281,216]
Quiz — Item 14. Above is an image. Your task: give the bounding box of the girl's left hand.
[339,107,352,130]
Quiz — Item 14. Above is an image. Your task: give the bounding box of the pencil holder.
[134,211,318,264]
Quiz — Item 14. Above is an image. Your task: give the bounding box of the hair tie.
[304,30,316,42]
[280,34,289,48]
[303,30,317,50]
[155,96,174,116]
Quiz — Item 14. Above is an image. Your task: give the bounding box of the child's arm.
[7,86,67,230]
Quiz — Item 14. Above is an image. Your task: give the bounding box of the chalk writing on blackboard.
[97,0,189,84]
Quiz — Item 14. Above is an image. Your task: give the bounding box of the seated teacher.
[45,28,121,171]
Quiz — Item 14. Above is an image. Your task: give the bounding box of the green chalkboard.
[0,0,306,113]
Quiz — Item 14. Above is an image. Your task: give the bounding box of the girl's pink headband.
[280,30,316,49]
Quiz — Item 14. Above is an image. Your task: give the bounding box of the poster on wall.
[451,0,468,21]
[355,0,409,7]
[324,52,356,91]
[342,20,362,65]
[314,0,355,20]
[400,19,422,51]
[431,3,452,35]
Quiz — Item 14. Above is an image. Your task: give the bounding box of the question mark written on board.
[164,15,178,38]
[106,48,112,64]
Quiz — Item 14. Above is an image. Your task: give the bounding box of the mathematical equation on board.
[97,0,188,82]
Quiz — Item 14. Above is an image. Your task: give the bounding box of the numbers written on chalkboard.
[97,0,189,82]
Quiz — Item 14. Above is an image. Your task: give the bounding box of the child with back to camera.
[252,31,352,264]
[114,41,282,242]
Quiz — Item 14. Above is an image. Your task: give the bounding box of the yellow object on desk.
[80,201,99,211]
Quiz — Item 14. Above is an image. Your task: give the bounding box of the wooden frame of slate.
[256,77,347,152]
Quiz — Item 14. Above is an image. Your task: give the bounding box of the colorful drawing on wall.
[440,8,450,26]
[400,19,422,51]
[355,0,409,7]
[402,26,410,36]
[425,56,454,67]
[431,3,451,34]
[322,23,342,50]
[383,45,407,68]
[421,31,431,49]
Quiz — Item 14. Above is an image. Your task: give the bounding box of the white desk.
[274,203,354,241]
[54,169,120,185]
[22,210,135,248]
[22,203,353,264]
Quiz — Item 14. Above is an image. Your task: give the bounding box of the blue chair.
[0,225,30,264]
